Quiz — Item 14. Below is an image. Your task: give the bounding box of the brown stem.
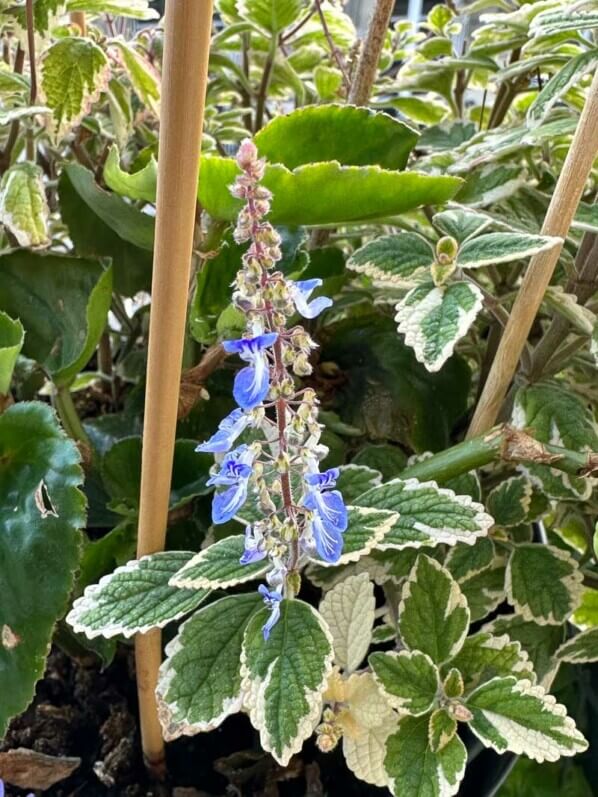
[348,0,394,106]
[25,0,37,161]
[70,11,86,35]
[488,48,521,129]
[314,0,351,93]
[178,343,227,419]
[254,36,277,132]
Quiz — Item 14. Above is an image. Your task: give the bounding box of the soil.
[1,646,385,797]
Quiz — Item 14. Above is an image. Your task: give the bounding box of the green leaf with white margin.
[455,232,561,270]
[447,632,534,693]
[356,478,493,550]
[0,402,85,737]
[170,535,270,591]
[465,676,588,762]
[255,105,419,171]
[507,543,583,625]
[0,312,24,395]
[198,156,462,225]
[527,50,598,128]
[460,561,506,623]
[319,573,375,673]
[41,37,110,129]
[310,506,398,567]
[428,708,458,753]
[530,9,598,39]
[483,614,565,690]
[335,464,382,503]
[555,627,598,664]
[370,650,440,716]
[66,551,209,639]
[156,592,262,739]
[486,476,532,527]
[445,537,495,582]
[385,714,467,797]
[432,207,493,243]
[238,0,307,32]
[512,382,598,500]
[0,251,112,387]
[0,163,49,247]
[241,599,334,766]
[395,280,484,372]
[347,233,435,283]
[67,0,160,19]
[399,555,470,665]
[104,145,158,203]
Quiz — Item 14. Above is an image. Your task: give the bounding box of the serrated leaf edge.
[371,650,440,716]
[310,506,399,567]
[169,537,270,590]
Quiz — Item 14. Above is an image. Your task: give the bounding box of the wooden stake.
[69,11,86,35]
[135,0,213,776]
[467,69,598,439]
[348,0,394,106]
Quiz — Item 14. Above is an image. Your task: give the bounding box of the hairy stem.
[348,0,394,106]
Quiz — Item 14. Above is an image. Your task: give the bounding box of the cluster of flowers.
[196,139,347,640]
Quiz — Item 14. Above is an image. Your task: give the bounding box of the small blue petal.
[304,489,347,534]
[263,602,281,640]
[196,409,249,454]
[290,279,332,319]
[311,512,344,563]
[240,548,267,565]
[223,332,278,358]
[233,357,270,410]
[212,481,249,524]
[305,467,339,489]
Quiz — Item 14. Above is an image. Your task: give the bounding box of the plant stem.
[70,11,86,35]
[348,0,395,106]
[400,424,598,484]
[25,0,37,162]
[254,35,277,132]
[55,385,89,444]
[314,0,351,93]
[134,0,214,778]
[468,70,598,438]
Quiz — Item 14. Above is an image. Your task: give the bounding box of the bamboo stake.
[467,69,598,439]
[69,11,86,35]
[135,0,213,776]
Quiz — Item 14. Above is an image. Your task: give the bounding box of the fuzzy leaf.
[255,105,418,171]
[445,537,495,582]
[399,555,470,665]
[241,599,334,766]
[530,9,598,38]
[395,281,484,372]
[385,715,467,797]
[465,676,588,762]
[310,506,398,567]
[572,588,598,629]
[156,593,261,739]
[0,312,24,395]
[343,719,397,788]
[41,37,109,128]
[0,402,85,737]
[198,156,462,225]
[347,233,435,283]
[0,163,49,247]
[456,232,561,270]
[356,478,493,550]
[370,650,440,716]
[238,0,307,32]
[460,562,506,622]
[447,632,534,693]
[67,551,209,638]
[507,543,583,625]
[319,573,375,673]
[170,535,270,591]
[486,476,532,527]
[555,627,598,664]
[433,207,494,243]
[0,251,112,387]
[103,145,158,202]
[428,708,458,753]
[527,50,598,128]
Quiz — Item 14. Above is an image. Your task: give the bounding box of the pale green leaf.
[103,145,157,202]
[356,478,493,550]
[314,65,342,100]
[370,650,440,716]
[507,543,584,625]
[67,0,160,19]
[67,551,209,638]
[530,9,598,39]
[447,632,534,693]
[347,233,435,283]
[0,106,50,126]
[319,573,375,673]
[572,588,598,629]
[111,40,160,114]
[456,232,561,270]
[385,714,467,797]
[170,535,270,591]
[0,163,49,248]
[486,476,532,527]
[241,599,334,765]
[41,37,110,128]
[399,555,470,665]
[555,627,598,664]
[466,676,588,762]
[527,50,598,128]
[432,207,494,243]
[238,0,307,32]
[156,593,261,738]
[0,312,24,395]
[395,281,484,372]
[343,719,397,788]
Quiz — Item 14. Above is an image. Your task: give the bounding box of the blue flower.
[303,467,348,563]
[289,279,333,319]
[240,524,267,565]
[196,408,250,454]
[258,584,282,640]
[207,445,254,524]
[0,781,33,797]
[223,332,278,410]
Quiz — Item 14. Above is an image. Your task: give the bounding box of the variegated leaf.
[343,704,397,788]
[506,543,583,625]
[319,573,375,673]
[428,708,458,753]
[456,232,561,270]
[460,561,506,623]
[370,650,440,716]
[170,535,269,590]
[0,163,49,248]
[347,233,434,283]
[395,280,484,372]
[465,676,588,762]
[310,506,398,567]
[67,552,208,638]
[486,476,532,527]
[555,627,598,664]
[572,587,598,629]
[241,599,333,766]
[432,207,494,243]
[399,555,470,665]
[447,632,534,693]
[335,464,382,503]
[445,537,495,582]
[156,593,261,739]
